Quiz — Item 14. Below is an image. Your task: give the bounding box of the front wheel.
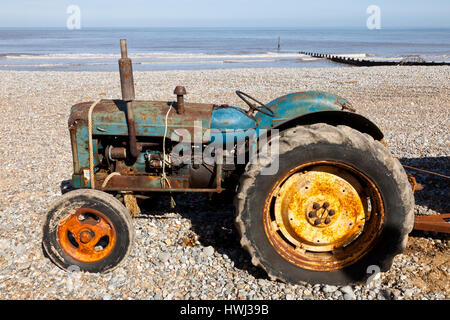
[43,189,134,273]
[235,124,414,285]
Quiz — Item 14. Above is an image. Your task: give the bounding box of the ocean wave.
[0,62,116,68]
[5,52,448,63]
[3,52,306,60]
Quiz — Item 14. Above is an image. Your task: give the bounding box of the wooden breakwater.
[300,52,450,67]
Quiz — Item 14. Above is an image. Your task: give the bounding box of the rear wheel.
[43,189,134,273]
[235,124,414,285]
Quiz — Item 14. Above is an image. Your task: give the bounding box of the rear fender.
[273,110,384,141]
[255,91,354,128]
[254,91,383,141]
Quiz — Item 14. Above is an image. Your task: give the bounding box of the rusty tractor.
[43,40,415,285]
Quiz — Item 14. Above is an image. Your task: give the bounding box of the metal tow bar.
[404,164,450,234]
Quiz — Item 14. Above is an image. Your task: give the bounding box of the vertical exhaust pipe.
[119,39,139,159]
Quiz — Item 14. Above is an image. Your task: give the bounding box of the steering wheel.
[236,91,275,117]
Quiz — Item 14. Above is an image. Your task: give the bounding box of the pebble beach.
[0,66,448,300]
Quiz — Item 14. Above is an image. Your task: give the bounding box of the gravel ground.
[0,66,448,300]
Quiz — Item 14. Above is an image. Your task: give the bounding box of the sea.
[0,27,449,71]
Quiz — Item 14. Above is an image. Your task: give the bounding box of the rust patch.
[274,171,365,253]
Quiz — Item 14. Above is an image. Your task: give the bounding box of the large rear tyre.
[235,124,414,285]
[43,189,134,273]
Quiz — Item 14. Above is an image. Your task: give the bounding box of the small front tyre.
[43,189,134,273]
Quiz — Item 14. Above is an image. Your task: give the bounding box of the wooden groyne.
[300,52,450,67]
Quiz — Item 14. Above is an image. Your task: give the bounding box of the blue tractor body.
[69,89,382,190]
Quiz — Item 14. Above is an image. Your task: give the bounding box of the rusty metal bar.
[105,187,224,193]
[98,173,224,193]
[174,86,186,115]
[414,214,450,233]
[118,39,139,159]
[119,40,135,101]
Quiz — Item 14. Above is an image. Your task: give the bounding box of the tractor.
[42,40,414,285]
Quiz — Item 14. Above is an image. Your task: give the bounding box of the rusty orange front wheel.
[57,208,117,263]
[43,189,134,273]
[235,124,414,285]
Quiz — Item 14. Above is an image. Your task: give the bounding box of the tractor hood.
[69,99,215,143]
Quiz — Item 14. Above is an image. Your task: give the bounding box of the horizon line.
[1,26,450,29]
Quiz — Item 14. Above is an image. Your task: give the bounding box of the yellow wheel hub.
[274,171,366,252]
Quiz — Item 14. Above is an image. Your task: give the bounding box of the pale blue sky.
[0,0,449,28]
